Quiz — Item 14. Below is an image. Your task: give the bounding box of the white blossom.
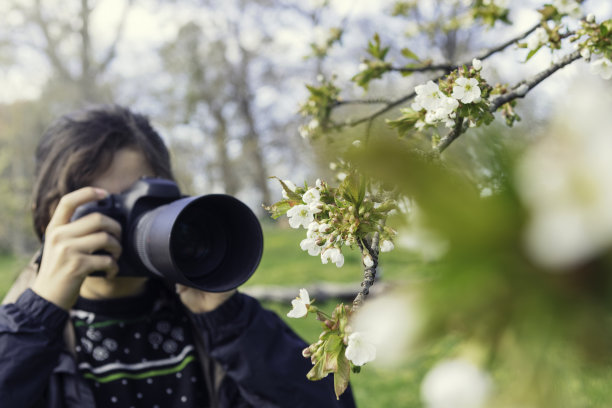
[421,359,493,408]
[318,223,331,233]
[553,0,581,18]
[472,58,482,71]
[414,80,444,111]
[281,180,297,199]
[321,247,344,267]
[287,205,314,229]
[527,27,549,51]
[590,57,612,80]
[586,13,596,23]
[452,77,481,104]
[363,254,374,268]
[300,237,322,256]
[287,288,311,318]
[345,332,377,366]
[302,188,323,214]
[380,240,395,252]
[580,47,591,61]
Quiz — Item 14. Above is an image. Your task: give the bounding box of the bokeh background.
[2,1,612,406]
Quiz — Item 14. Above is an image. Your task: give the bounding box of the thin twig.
[488,49,582,112]
[352,233,380,311]
[436,116,466,154]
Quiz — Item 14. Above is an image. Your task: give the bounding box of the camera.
[70,178,263,292]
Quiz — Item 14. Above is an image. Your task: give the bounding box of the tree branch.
[436,116,466,153]
[332,21,543,127]
[352,233,380,311]
[98,0,133,73]
[437,49,582,153]
[488,49,582,112]
[33,0,72,81]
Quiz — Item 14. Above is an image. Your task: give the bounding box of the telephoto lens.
[134,194,264,292]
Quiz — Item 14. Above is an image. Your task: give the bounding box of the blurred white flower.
[380,240,395,252]
[421,359,493,408]
[397,204,448,261]
[483,0,508,7]
[287,288,311,318]
[405,21,420,37]
[321,247,344,267]
[452,77,481,104]
[472,58,482,71]
[300,237,322,256]
[516,80,612,270]
[281,180,297,199]
[345,332,377,366]
[553,0,581,17]
[350,292,418,367]
[527,27,548,51]
[363,254,374,267]
[590,57,612,80]
[287,205,314,229]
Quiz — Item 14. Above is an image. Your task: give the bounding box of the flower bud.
[302,347,312,358]
[586,13,595,23]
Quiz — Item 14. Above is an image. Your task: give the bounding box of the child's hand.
[32,187,122,310]
[175,284,236,314]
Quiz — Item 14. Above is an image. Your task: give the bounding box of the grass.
[0,225,418,407]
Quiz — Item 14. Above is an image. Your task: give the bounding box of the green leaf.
[264,201,294,219]
[271,176,302,201]
[401,47,420,61]
[525,46,540,62]
[338,172,363,205]
[334,354,351,399]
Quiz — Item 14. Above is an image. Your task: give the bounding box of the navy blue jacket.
[0,287,356,407]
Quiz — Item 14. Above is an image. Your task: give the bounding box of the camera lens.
[132,194,261,292]
[171,222,211,262]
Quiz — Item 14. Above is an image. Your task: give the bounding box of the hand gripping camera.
[70,178,263,292]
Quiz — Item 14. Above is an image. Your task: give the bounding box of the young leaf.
[401,47,420,61]
[334,354,351,399]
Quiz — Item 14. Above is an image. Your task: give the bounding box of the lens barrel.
[132,194,263,292]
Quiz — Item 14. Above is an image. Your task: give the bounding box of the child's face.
[91,148,155,194]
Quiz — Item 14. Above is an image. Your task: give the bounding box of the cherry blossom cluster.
[388,59,493,137]
[573,14,612,80]
[267,176,396,268]
[411,59,484,130]
[286,288,376,397]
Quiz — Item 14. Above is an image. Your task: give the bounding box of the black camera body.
[71,178,263,292]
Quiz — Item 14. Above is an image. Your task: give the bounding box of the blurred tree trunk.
[234,45,271,207]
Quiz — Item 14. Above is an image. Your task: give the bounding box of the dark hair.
[32,105,174,241]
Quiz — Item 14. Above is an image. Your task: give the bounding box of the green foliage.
[471,0,511,26]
